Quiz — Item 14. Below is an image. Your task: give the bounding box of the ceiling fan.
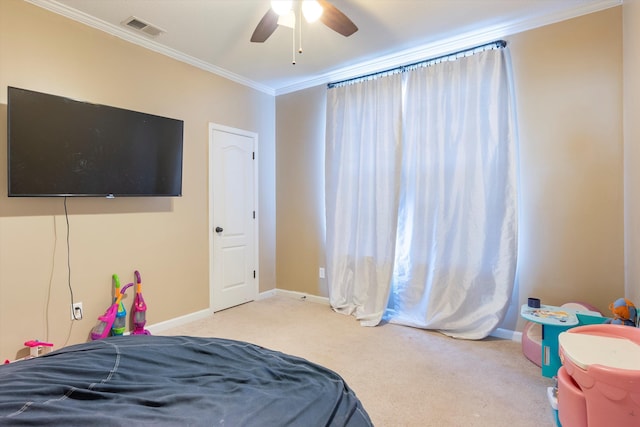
[250,0,358,43]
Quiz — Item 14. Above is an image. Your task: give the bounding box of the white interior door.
[209,124,258,312]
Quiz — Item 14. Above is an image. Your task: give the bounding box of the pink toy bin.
[558,324,640,427]
[556,365,588,427]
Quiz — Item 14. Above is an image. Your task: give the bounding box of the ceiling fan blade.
[251,8,279,42]
[317,0,358,37]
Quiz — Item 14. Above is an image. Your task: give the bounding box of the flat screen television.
[7,86,184,197]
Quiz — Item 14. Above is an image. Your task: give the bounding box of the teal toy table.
[520,304,605,378]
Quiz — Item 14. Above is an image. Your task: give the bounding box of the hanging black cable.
[64,197,78,321]
[328,40,507,89]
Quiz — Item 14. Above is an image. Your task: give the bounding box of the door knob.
[215,226,223,233]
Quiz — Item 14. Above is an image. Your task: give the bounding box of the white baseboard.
[257,289,278,300]
[147,290,281,333]
[273,288,330,305]
[150,290,521,342]
[146,308,213,334]
[492,327,522,342]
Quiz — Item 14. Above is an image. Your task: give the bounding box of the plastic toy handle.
[24,340,53,347]
[114,284,133,304]
[121,282,134,294]
[113,274,121,290]
[134,270,141,284]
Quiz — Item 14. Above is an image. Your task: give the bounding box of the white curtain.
[386,49,518,339]
[325,47,517,338]
[325,73,403,326]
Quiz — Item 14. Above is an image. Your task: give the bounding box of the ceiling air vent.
[122,16,166,37]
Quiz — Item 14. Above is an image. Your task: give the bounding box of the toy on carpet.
[90,270,150,339]
[606,297,637,327]
[90,281,133,340]
[111,274,127,336]
[521,301,601,368]
[24,340,54,358]
[131,270,151,335]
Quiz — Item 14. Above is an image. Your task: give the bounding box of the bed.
[0,335,372,426]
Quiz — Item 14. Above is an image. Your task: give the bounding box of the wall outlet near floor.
[71,302,83,320]
[319,267,325,279]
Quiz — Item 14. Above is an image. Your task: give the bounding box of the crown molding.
[275,0,622,95]
[26,0,621,97]
[25,0,276,96]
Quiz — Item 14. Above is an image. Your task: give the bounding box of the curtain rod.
[327,40,507,89]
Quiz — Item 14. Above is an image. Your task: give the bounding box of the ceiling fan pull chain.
[298,5,303,55]
[292,18,296,65]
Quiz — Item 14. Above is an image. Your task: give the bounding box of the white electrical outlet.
[319,267,325,279]
[71,302,83,320]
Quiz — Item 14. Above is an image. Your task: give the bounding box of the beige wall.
[276,85,328,296]
[624,0,640,305]
[0,0,276,361]
[0,1,629,362]
[276,7,625,331]
[505,6,624,329]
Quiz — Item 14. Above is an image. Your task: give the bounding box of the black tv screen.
[7,86,183,197]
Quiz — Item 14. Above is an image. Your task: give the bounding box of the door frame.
[208,122,259,312]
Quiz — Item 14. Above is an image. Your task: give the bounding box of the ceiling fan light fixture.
[277,11,296,29]
[302,0,323,23]
[271,0,293,16]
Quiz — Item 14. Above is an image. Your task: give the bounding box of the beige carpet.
[161,295,554,427]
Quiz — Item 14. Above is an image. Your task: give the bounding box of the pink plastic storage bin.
[558,324,640,427]
[557,366,588,427]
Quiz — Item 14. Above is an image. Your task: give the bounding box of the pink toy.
[558,324,640,427]
[24,340,54,358]
[24,340,53,348]
[131,270,150,335]
[90,282,133,340]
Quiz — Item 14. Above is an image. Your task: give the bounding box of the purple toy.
[90,282,133,340]
[131,270,151,335]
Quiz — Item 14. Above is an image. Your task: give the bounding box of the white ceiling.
[29,0,620,95]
